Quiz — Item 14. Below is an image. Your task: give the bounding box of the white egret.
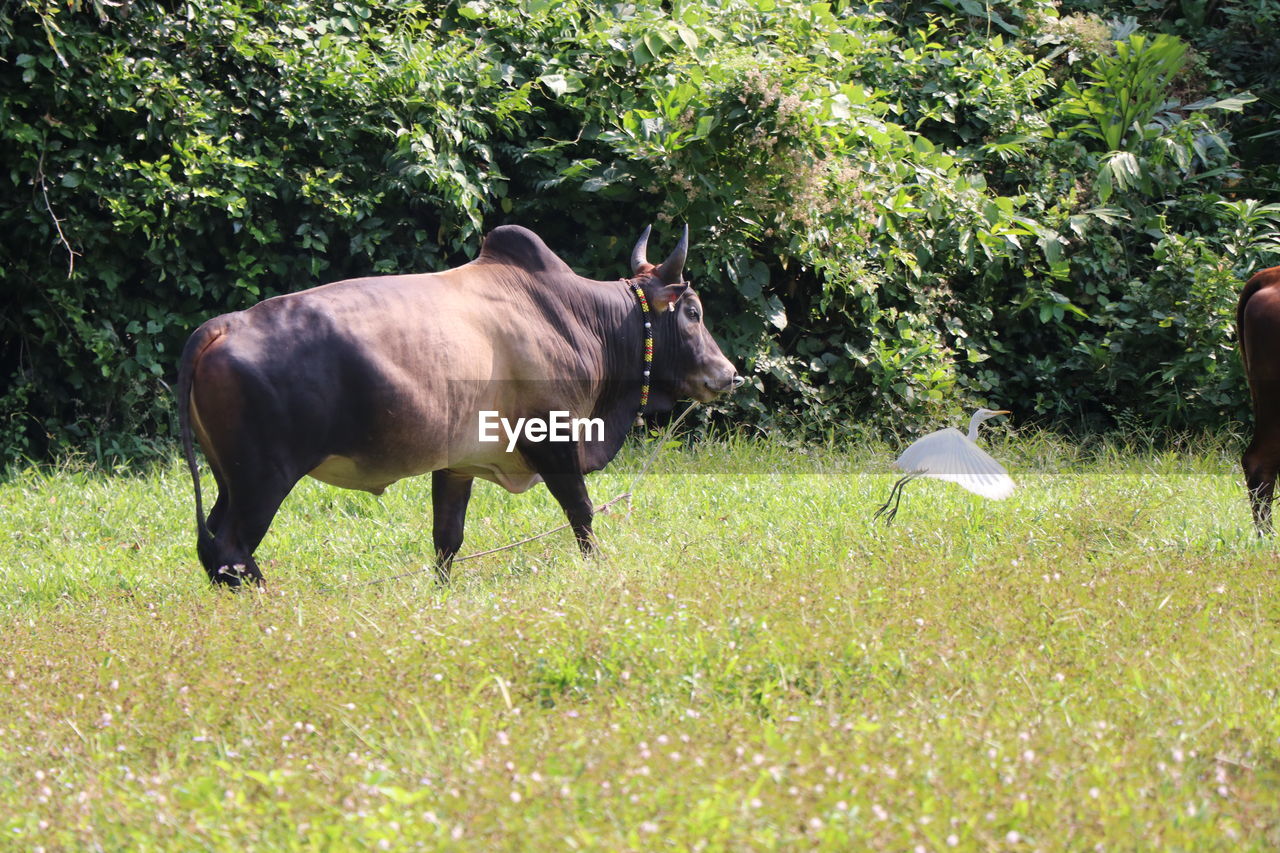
[873,408,1014,524]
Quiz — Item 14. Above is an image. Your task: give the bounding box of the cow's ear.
[651,283,688,312]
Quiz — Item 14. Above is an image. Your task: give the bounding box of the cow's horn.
[655,224,689,284]
[631,225,652,275]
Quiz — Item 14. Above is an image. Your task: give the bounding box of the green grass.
[2,431,1279,849]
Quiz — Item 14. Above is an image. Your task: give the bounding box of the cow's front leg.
[521,442,595,553]
[542,472,596,553]
[432,469,475,582]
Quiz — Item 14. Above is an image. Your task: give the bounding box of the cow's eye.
[686,305,701,322]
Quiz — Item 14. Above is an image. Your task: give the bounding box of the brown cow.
[176,225,742,585]
[1239,265,1280,532]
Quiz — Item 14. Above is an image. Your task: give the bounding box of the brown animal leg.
[1243,442,1277,534]
[199,465,299,587]
[432,469,474,582]
[197,483,228,580]
[1242,380,1280,536]
[541,472,595,553]
[1238,268,1280,535]
[522,441,595,553]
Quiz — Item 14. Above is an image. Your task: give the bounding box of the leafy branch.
[1060,32,1187,151]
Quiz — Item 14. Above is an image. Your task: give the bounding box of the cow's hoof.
[211,564,245,588]
[574,533,599,557]
[211,563,263,589]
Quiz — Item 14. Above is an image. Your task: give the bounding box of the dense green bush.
[1,0,1277,460]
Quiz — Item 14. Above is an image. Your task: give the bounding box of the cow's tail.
[1237,271,1280,387]
[1237,275,1267,378]
[176,325,215,553]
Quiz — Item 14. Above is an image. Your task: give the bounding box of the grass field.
[1,430,1278,849]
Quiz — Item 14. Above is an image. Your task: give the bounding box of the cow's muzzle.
[702,371,744,398]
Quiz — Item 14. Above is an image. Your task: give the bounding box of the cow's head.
[630,225,743,404]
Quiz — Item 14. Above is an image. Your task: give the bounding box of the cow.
[1239,265,1280,532]
[175,225,743,586]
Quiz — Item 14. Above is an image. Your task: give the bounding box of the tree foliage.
[1,0,1276,460]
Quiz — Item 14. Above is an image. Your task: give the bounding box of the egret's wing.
[893,428,1014,500]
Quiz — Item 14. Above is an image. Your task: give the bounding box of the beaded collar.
[629,281,654,426]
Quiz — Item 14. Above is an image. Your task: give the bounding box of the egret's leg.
[873,477,902,521]
[882,477,906,525]
[873,474,916,525]
[886,473,921,524]
[872,480,900,522]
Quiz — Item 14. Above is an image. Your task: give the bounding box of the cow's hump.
[477,225,577,276]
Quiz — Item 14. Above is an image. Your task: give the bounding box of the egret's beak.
[991,410,1012,416]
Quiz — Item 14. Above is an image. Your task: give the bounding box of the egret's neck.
[966,411,984,442]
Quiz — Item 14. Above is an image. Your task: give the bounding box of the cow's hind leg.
[432,469,474,583]
[199,466,300,588]
[1243,439,1278,535]
[197,471,230,575]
